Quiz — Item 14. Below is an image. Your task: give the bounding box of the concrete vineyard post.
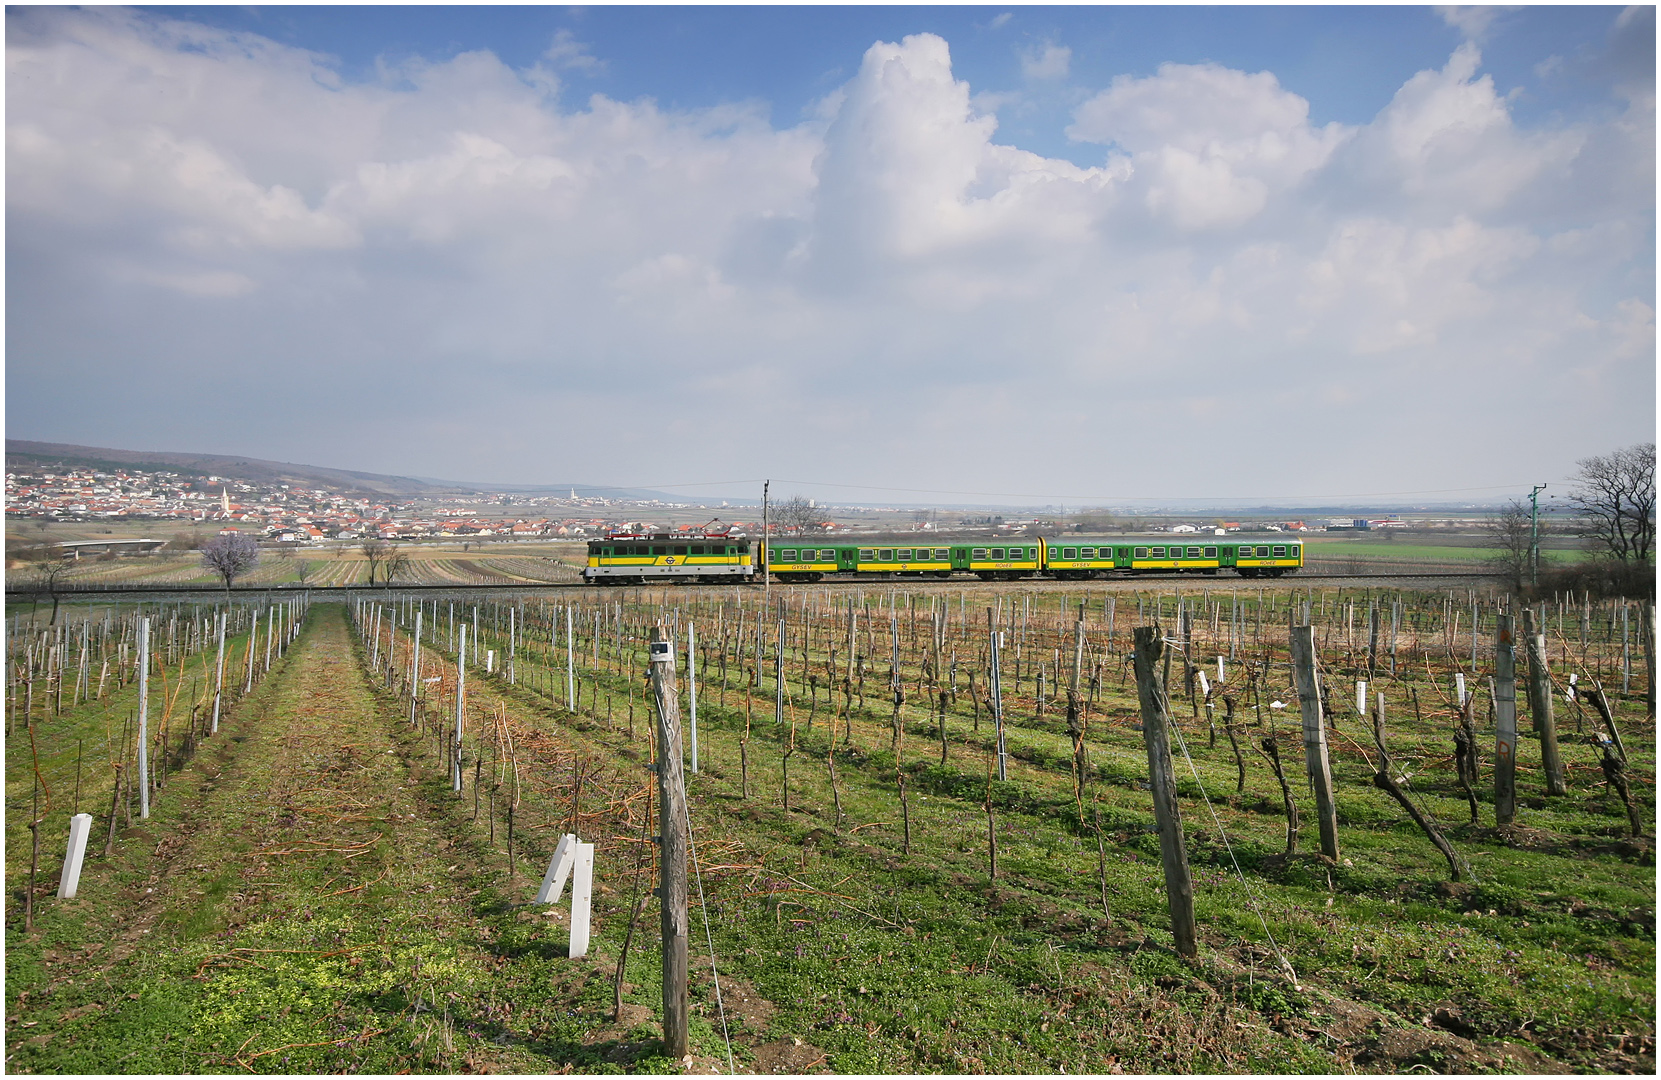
[1131,626,1197,958]
[245,610,258,694]
[989,624,1007,782]
[688,621,699,774]
[1289,625,1339,861]
[648,628,689,1060]
[211,612,226,735]
[410,611,423,726]
[57,812,93,899]
[454,624,467,793]
[137,617,150,820]
[566,606,576,710]
[1494,615,1518,824]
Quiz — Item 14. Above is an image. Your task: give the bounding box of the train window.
[780,549,796,561]
[860,549,874,561]
[991,548,1006,560]
[1187,547,1201,558]
[934,549,948,560]
[1289,545,1300,558]
[1080,547,1094,558]
[1134,547,1149,558]
[972,548,989,560]
[1272,546,1286,557]
[673,546,688,556]
[652,546,666,556]
[1203,547,1217,558]
[898,549,912,560]
[1062,547,1077,560]
[688,545,703,555]
[1152,547,1165,558]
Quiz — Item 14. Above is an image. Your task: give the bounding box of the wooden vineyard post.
[1522,609,1566,796]
[1288,625,1339,861]
[1494,615,1518,824]
[1131,627,1196,957]
[648,628,689,1061]
[454,624,467,793]
[1067,607,1086,815]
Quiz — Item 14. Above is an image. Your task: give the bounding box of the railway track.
[11,568,1498,599]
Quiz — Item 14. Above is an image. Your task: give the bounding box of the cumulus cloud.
[4,8,1652,499]
[1436,6,1513,41]
[1068,62,1351,230]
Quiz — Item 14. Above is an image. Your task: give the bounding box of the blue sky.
[149,5,1638,162]
[7,6,1654,506]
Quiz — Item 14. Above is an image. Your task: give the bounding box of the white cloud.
[1436,6,1513,41]
[544,29,604,74]
[5,9,1651,498]
[1019,42,1071,81]
[1069,62,1350,229]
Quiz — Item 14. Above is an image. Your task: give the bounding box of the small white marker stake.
[1455,672,1467,707]
[536,834,577,903]
[534,833,594,957]
[1356,680,1368,715]
[1197,670,1210,698]
[58,813,93,899]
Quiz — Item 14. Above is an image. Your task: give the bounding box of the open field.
[5,521,1597,591]
[6,583,1654,1073]
[6,540,589,590]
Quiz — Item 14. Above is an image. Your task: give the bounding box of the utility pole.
[1529,484,1547,588]
[648,628,689,1060]
[762,479,771,609]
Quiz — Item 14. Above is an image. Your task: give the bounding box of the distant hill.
[3,439,678,501]
[6,439,468,496]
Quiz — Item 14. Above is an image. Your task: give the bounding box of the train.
[583,531,1302,584]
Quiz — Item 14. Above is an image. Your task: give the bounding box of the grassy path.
[4,604,663,1074]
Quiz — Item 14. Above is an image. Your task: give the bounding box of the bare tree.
[1569,443,1655,563]
[200,532,260,592]
[1482,500,1534,591]
[360,538,389,585]
[18,544,74,624]
[777,495,825,535]
[384,545,411,584]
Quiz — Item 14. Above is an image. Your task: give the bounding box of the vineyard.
[5,582,1654,1073]
[21,542,589,591]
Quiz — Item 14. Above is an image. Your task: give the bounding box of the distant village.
[6,463,1417,543]
[5,465,617,541]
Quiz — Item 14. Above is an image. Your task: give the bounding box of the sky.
[6,5,1655,508]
